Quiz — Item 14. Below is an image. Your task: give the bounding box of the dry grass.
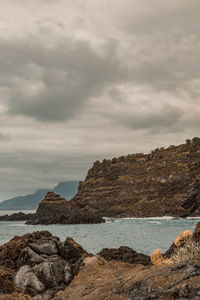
[171,238,200,264]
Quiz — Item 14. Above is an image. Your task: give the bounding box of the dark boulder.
[0,212,34,221]
[98,246,151,266]
[0,231,89,300]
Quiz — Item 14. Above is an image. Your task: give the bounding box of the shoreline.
[1,223,200,299]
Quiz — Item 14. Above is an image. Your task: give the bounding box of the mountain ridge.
[0,181,79,210]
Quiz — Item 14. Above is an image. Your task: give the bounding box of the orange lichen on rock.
[151,249,164,265]
[174,230,193,247]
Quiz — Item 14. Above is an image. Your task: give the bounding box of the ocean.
[0,210,199,255]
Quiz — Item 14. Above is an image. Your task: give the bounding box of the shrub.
[171,238,200,264]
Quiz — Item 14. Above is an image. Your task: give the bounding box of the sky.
[0,0,200,200]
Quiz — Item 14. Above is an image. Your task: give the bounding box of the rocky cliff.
[26,192,104,225]
[70,137,200,217]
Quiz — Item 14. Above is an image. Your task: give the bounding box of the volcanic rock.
[70,137,200,218]
[0,231,89,299]
[1,228,200,299]
[0,212,34,221]
[52,258,200,300]
[98,246,151,266]
[26,192,104,225]
[0,269,14,295]
[193,221,200,242]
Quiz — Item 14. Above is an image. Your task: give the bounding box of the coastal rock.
[151,248,164,265]
[0,293,33,300]
[193,221,200,242]
[52,258,200,300]
[70,137,200,218]
[0,269,14,295]
[1,228,200,299]
[164,230,193,259]
[0,231,89,300]
[151,230,194,265]
[26,192,104,225]
[98,246,151,266]
[0,212,34,221]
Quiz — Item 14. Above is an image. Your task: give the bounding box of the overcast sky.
[0,0,199,200]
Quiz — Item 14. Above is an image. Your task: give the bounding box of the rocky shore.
[0,192,105,225]
[2,138,200,224]
[1,223,200,299]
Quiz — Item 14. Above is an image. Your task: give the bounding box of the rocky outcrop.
[70,137,200,217]
[98,246,151,266]
[151,222,200,266]
[1,224,200,299]
[26,192,105,225]
[0,270,14,295]
[0,212,34,221]
[51,259,200,300]
[0,231,89,299]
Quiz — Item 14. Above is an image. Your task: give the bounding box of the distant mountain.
[0,181,79,210]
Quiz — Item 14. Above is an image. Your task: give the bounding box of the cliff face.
[71,137,200,217]
[26,192,105,225]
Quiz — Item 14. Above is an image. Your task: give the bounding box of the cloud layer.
[0,0,200,199]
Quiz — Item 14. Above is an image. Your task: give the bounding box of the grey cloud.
[121,104,183,131]
[0,35,124,122]
[0,150,96,200]
[0,1,200,199]
[122,0,200,35]
[0,133,9,141]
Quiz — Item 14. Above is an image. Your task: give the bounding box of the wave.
[104,216,175,221]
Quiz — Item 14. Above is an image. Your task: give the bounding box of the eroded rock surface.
[98,246,151,266]
[0,212,34,221]
[1,223,200,299]
[52,258,200,300]
[26,192,104,225]
[0,231,88,300]
[71,137,200,218]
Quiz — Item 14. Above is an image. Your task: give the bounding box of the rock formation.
[0,192,104,225]
[70,137,200,217]
[1,223,200,299]
[98,246,151,266]
[0,212,34,221]
[0,231,89,299]
[25,192,105,225]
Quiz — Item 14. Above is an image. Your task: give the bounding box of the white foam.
[112,216,175,220]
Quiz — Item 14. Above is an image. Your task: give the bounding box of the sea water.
[0,210,199,255]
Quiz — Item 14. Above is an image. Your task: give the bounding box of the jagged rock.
[164,230,193,259]
[26,192,104,225]
[15,265,45,296]
[70,137,200,218]
[0,269,14,295]
[193,221,200,242]
[2,228,200,299]
[0,231,89,300]
[0,212,34,221]
[98,246,151,266]
[52,258,200,300]
[151,248,164,265]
